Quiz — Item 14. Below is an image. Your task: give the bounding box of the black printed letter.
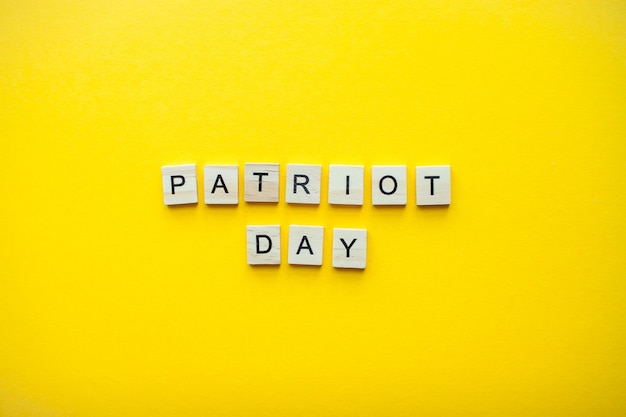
[293,175,310,194]
[170,175,185,194]
[211,174,229,194]
[379,175,398,195]
[424,176,440,195]
[253,172,269,192]
[296,235,313,255]
[256,235,272,254]
[340,238,357,258]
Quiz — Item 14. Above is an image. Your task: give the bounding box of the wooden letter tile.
[288,225,324,266]
[162,164,198,205]
[204,165,238,205]
[244,163,279,203]
[416,165,451,206]
[332,228,367,269]
[246,225,281,265]
[285,164,322,204]
[328,165,364,205]
[371,165,407,205]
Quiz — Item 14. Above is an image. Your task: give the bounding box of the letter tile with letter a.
[416,165,451,206]
[332,228,367,269]
[371,165,407,205]
[204,165,238,205]
[244,163,279,202]
[246,225,281,265]
[286,164,321,204]
[288,225,324,266]
[162,164,198,205]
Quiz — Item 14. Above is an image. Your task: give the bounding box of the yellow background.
[1,1,625,415]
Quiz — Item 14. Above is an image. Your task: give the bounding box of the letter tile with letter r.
[286,164,322,204]
[162,164,198,205]
[246,225,281,265]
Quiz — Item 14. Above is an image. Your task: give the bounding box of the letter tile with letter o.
[371,165,406,205]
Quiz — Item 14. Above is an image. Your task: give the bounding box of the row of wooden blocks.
[247,225,367,269]
[162,163,451,206]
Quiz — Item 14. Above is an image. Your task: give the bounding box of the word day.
[247,225,366,269]
[161,163,451,206]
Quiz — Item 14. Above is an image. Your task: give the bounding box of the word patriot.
[162,163,451,206]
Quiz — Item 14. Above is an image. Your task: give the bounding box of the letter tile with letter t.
[416,165,451,206]
[332,228,367,269]
[162,164,198,205]
[244,163,279,202]
[246,225,281,265]
[288,225,324,266]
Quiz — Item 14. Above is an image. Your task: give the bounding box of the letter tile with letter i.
[328,164,364,205]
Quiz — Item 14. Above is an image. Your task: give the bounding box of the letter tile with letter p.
[162,164,198,205]
[246,225,281,265]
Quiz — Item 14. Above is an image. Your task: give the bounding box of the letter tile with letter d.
[246,225,281,265]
